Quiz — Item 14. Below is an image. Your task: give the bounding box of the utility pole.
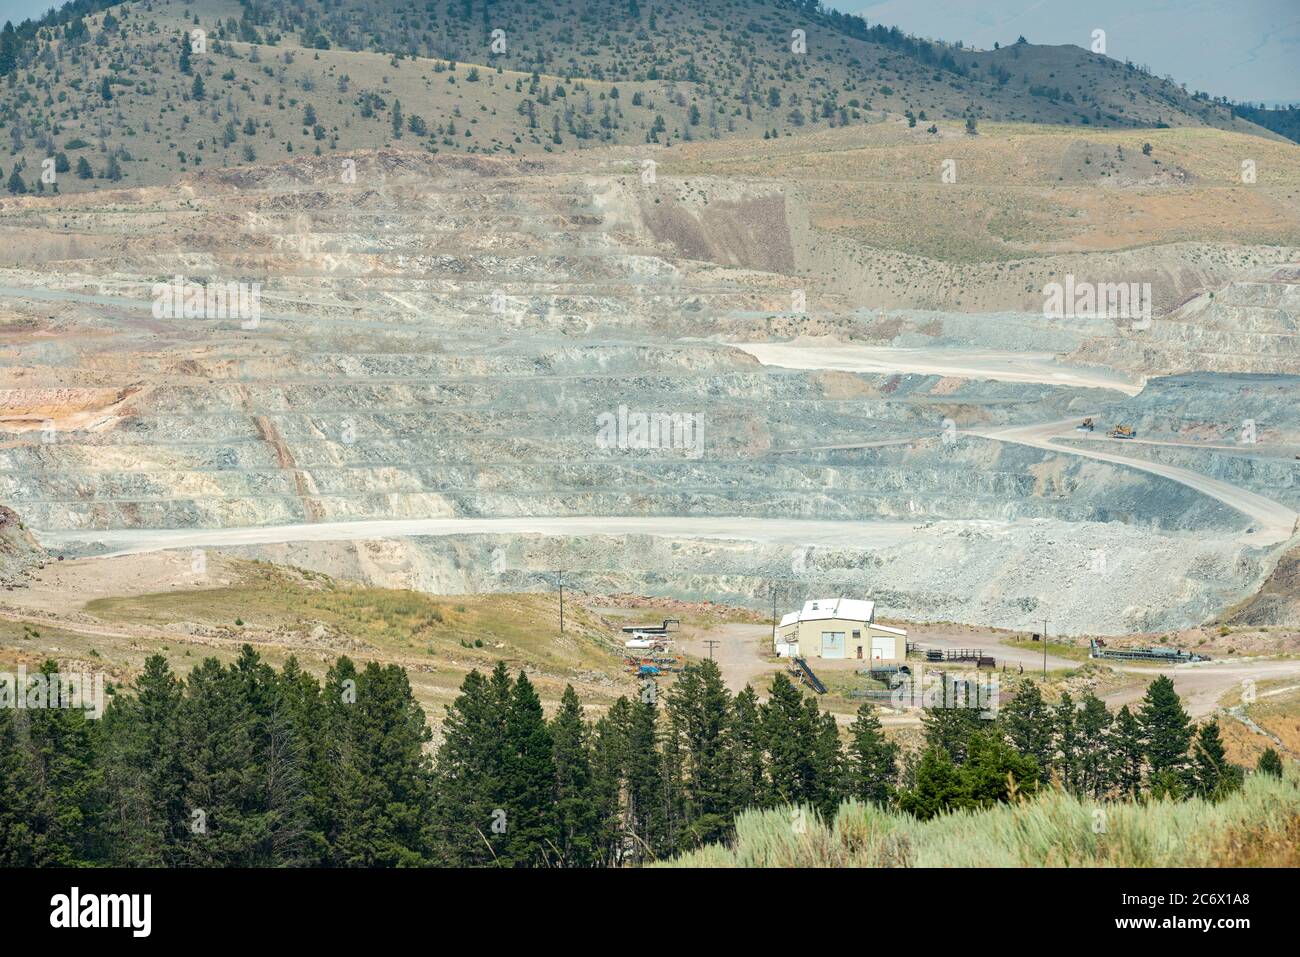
[704,639,719,660]
[770,580,779,646]
[1040,618,1050,679]
[558,568,565,635]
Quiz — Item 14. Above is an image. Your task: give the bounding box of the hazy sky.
[0,0,53,25]
[846,0,1299,104]
[1,0,1294,104]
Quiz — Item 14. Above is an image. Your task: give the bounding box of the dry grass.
[1,559,634,722]
[665,123,1300,262]
[665,767,1300,867]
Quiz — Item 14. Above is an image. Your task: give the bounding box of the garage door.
[871,636,895,661]
[820,631,846,659]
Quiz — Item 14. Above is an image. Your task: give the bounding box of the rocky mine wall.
[217,522,1275,637]
[2,147,1296,633]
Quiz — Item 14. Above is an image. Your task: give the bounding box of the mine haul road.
[38,515,938,557]
[732,341,1145,395]
[975,417,1299,546]
[737,343,1296,546]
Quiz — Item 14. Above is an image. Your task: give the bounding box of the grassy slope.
[663,122,1300,262]
[0,558,633,718]
[665,769,1300,867]
[0,0,1277,195]
[83,560,619,658]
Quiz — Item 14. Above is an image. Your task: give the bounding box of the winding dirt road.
[740,343,1296,543]
[733,341,1145,395]
[975,417,1299,545]
[39,515,940,557]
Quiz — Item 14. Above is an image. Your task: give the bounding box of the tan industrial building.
[775,598,907,661]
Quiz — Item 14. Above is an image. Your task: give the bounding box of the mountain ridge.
[0,0,1289,195]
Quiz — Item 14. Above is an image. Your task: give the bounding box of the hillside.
[0,119,1296,636]
[0,0,1281,195]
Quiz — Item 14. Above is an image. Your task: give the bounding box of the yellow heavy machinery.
[1108,424,1137,439]
[1077,417,1095,432]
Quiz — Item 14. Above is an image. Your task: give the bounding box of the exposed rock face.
[0,505,46,589]
[1069,278,1300,376]
[1224,545,1300,627]
[0,146,1296,634]
[216,523,1273,637]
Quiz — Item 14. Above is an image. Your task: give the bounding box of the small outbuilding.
[776,597,906,662]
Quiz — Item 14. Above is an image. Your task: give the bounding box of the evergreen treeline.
[0,649,1270,867]
[0,1,118,78]
[1230,103,1300,144]
[1,648,434,866]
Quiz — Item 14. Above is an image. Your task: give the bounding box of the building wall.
[777,618,905,661]
[778,618,903,661]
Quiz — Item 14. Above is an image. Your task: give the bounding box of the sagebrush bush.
[664,768,1300,867]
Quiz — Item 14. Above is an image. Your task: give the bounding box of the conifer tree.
[726,685,767,811]
[998,680,1053,781]
[658,703,687,855]
[0,707,37,865]
[1076,691,1116,798]
[807,700,845,818]
[623,694,664,862]
[1138,676,1193,788]
[1191,720,1241,799]
[761,672,816,805]
[1113,704,1145,797]
[24,661,103,866]
[175,653,271,865]
[897,747,964,820]
[276,656,329,863]
[589,698,631,866]
[665,660,732,847]
[847,702,897,806]
[921,689,982,764]
[0,23,17,77]
[499,671,557,866]
[961,730,1040,809]
[1052,691,1081,792]
[550,685,598,867]
[98,654,187,865]
[431,668,506,865]
[354,661,434,865]
[1256,747,1283,779]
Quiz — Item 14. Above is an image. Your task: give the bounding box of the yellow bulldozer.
[1108,424,1137,439]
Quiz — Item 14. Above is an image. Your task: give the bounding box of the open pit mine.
[1,143,1298,638]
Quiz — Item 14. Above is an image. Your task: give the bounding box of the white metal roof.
[779,598,878,627]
